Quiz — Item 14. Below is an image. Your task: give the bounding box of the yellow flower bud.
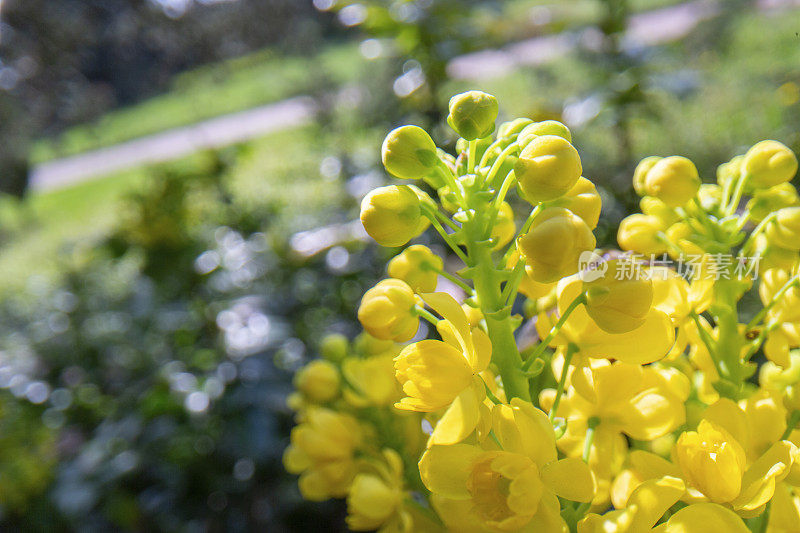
[346,450,404,531]
[766,206,800,251]
[747,183,800,223]
[447,90,498,140]
[742,140,798,189]
[716,155,743,188]
[360,185,429,247]
[633,156,662,196]
[491,201,516,250]
[583,259,654,334]
[697,183,723,211]
[617,214,668,255]
[665,221,703,258]
[283,408,361,500]
[320,333,349,362]
[675,420,746,504]
[358,279,420,342]
[354,332,396,356]
[515,135,583,203]
[640,196,679,227]
[517,119,572,146]
[394,340,474,412]
[557,176,602,229]
[387,244,443,293]
[381,125,439,179]
[497,117,534,143]
[643,156,701,208]
[518,207,596,283]
[294,359,341,403]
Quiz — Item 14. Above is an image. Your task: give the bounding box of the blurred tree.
[317,0,504,126]
[0,0,332,196]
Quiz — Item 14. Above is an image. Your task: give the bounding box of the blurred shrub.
[0,150,383,530]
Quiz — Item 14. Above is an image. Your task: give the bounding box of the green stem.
[503,264,528,310]
[464,219,531,401]
[740,212,777,258]
[726,172,750,216]
[582,418,599,462]
[422,206,471,265]
[414,305,440,326]
[746,274,800,330]
[468,139,477,174]
[435,268,474,294]
[437,162,466,206]
[482,378,502,405]
[484,143,518,188]
[522,294,587,371]
[688,311,723,376]
[781,411,800,440]
[549,343,578,422]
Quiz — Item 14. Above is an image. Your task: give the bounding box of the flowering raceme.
[284,90,800,532]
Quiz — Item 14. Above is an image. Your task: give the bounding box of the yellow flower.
[343,354,402,407]
[283,408,361,501]
[319,333,349,362]
[360,185,430,247]
[294,359,340,403]
[394,292,491,445]
[766,206,800,251]
[747,183,800,223]
[581,477,749,532]
[491,201,516,250]
[717,155,743,189]
[420,399,594,532]
[537,275,676,365]
[640,196,680,227]
[447,91,498,140]
[555,176,602,229]
[545,361,686,503]
[388,245,443,293]
[346,449,408,531]
[621,399,798,517]
[518,119,572,146]
[358,279,421,342]
[381,125,439,180]
[515,135,583,203]
[633,156,662,196]
[676,420,747,503]
[643,156,701,208]
[743,140,798,189]
[618,214,668,256]
[583,259,654,334]
[517,207,596,283]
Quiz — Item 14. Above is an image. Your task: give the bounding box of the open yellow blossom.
[616,399,797,517]
[536,274,676,365]
[421,399,594,532]
[581,477,749,532]
[394,292,491,445]
[544,361,686,504]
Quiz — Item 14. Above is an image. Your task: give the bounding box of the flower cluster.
[284,91,800,532]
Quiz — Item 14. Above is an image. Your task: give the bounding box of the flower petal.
[429,387,483,446]
[541,457,595,502]
[663,503,749,532]
[418,444,482,499]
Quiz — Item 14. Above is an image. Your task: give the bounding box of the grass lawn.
[1,124,372,295]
